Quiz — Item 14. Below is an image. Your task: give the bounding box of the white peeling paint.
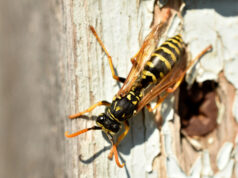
[161,103,186,177]
[157,2,238,177]
[181,4,238,177]
[186,137,203,151]
[216,142,233,170]
[201,150,214,178]
[138,0,155,42]
[166,156,187,178]
[162,120,173,156]
[184,2,238,126]
[214,160,234,178]
[189,155,202,178]
[224,58,238,89]
[216,98,225,125]
[161,97,175,122]
[167,14,183,37]
[184,10,223,83]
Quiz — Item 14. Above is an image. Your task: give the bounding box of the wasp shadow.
[99,108,158,157]
[79,143,131,177]
[77,109,157,177]
[79,145,111,163]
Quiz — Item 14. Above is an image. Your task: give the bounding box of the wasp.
[65,9,212,168]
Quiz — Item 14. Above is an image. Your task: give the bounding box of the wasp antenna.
[112,145,125,168]
[65,126,101,138]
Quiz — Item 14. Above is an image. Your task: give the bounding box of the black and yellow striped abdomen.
[105,35,184,123]
[139,34,184,88]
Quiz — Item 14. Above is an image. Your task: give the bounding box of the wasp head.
[96,113,121,136]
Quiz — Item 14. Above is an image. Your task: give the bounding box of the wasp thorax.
[96,113,121,135]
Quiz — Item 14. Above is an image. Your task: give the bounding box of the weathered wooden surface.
[64,1,160,177]
[1,0,238,178]
[63,0,238,177]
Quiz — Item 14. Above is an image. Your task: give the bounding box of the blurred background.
[0,0,65,177]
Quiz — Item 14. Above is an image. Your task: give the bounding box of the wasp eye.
[98,116,104,121]
[96,114,105,125]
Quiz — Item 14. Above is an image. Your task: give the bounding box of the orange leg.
[166,74,184,93]
[146,94,168,112]
[112,145,125,168]
[89,26,125,83]
[68,100,111,119]
[130,58,137,66]
[186,45,212,72]
[108,121,129,160]
[130,47,142,66]
[146,71,189,112]
[145,104,153,112]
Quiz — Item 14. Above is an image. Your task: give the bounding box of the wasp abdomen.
[139,34,184,88]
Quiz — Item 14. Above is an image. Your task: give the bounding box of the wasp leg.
[112,144,125,168]
[89,26,125,83]
[146,95,168,112]
[146,74,185,112]
[146,83,180,112]
[130,48,142,66]
[149,79,182,112]
[130,58,137,66]
[68,100,111,119]
[166,75,184,93]
[108,121,129,160]
[146,104,153,112]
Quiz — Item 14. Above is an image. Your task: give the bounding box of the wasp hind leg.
[146,94,168,112]
[89,26,125,83]
[108,121,130,160]
[146,70,186,112]
[165,44,212,94]
[68,100,111,119]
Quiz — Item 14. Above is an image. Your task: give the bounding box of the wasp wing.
[136,43,212,112]
[117,10,171,96]
[136,54,187,112]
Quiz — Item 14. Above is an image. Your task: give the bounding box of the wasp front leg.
[89,26,125,83]
[108,121,130,160]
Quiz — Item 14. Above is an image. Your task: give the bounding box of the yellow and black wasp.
[65,8,212,168]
